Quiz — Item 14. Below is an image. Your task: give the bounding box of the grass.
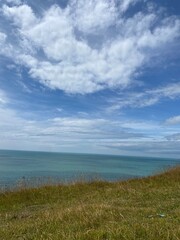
[0,166,179,240]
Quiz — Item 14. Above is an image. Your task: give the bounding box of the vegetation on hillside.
[0,167,179,240]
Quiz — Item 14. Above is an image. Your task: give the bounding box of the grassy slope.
[0,167,179,240]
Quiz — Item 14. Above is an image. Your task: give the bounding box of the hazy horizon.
[0,148,179,160]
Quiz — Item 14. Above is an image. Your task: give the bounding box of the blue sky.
[0,0,180,158]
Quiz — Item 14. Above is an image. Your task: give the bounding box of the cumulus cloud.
[0,31,17,57]
[70,0,118,33]
[119,0,140,13]
[2,4,37,29]
[0,1,180,94]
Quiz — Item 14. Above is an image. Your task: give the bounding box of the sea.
[0,150,179,190]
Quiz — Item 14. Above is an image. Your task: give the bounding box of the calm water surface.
[0,150,179,188]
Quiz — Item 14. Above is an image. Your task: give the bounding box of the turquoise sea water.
[0,150,179,189]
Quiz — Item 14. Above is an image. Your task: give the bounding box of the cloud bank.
[0,86,180,157]
[0,103,180,157]
[0,0,179,94]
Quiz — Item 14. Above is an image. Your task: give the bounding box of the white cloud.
[0,2,180,94]
[70,0,117,33]
[0,99,180,156]
[0,32,7,54]
[0,106,146,152]
[107,83,180,111]
[2,4,37,29]
[152,83,180,98]
[0,89,8,104]
[119,0,140,13]
[0,31,17,58]
[0,32,6,43]
[5,0,22,6]
[165,116,180,125]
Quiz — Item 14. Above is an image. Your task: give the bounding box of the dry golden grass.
[0,166,179,240]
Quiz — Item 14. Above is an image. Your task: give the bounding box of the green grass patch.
[0,167,179,240]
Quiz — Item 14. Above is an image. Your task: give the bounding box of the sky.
[0,0,180,158]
